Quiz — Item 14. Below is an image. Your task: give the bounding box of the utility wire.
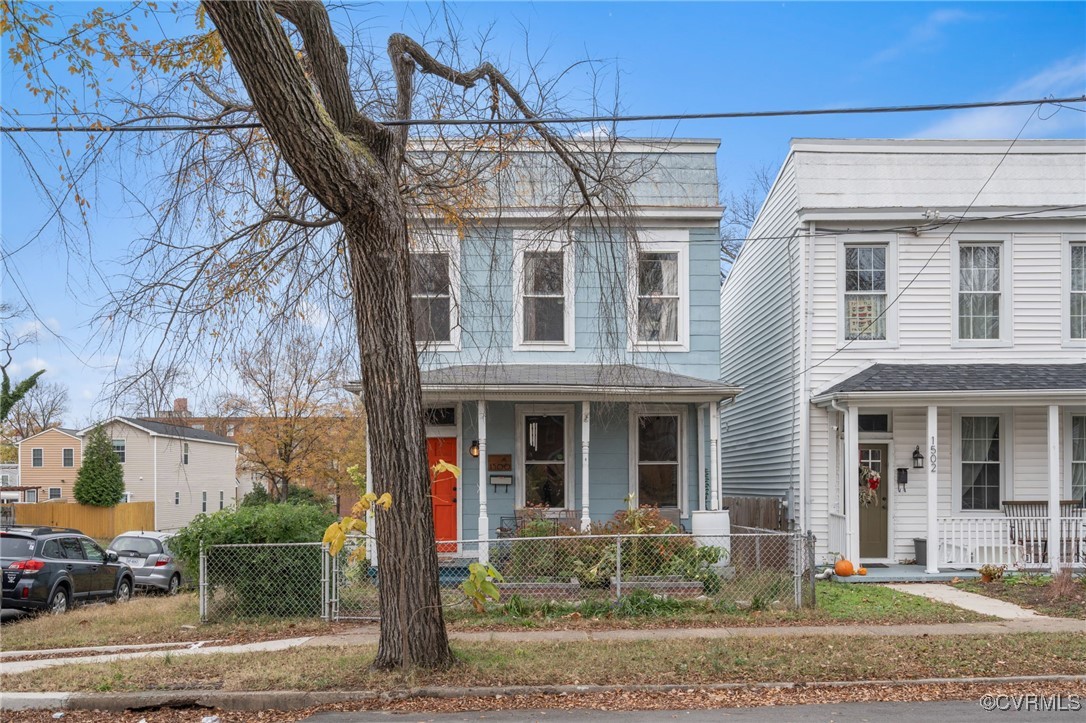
[2,95,1082,133]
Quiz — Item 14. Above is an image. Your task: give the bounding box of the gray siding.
[718,159,801,500]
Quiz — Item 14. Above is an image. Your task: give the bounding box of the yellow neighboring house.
[16,427,83,502]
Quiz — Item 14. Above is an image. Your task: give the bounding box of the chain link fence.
[199,542,331,622]
[201,530,816,623]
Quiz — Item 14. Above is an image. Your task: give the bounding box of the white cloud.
[6,356,50,376]
[869,9,975,65]
[915,57,1086,139]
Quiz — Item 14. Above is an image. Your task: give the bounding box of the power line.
[2,95,1083,133]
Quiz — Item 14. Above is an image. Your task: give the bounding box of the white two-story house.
[720,139,1086,573]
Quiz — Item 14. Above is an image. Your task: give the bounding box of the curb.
[4,674,1086,712]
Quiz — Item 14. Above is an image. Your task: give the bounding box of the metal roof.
[413,363,740,400]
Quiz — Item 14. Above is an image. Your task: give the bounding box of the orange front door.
[427,437,458,551]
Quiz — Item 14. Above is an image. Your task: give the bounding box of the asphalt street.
[301,700,1083,722]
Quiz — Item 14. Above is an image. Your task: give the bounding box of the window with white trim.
[523,413,568,508]
[25,489,37,503]
[219,490,225,510]
[960,416,1002,511]
[183,443,189,465]
[174,491,180,505]
[31,448,43,467]
[63,448,74,467]
[1071,242,1085,340]
[631,240,689,350]
[121,492,132,503]
[48,487,61,500]
[112,439,126,463]
[1072,414,1085,506]
[957,244,1002,341]
[843,245,887,340]
[514,236,574,350]
[635,414,681,509]
[202,491,207,513]
[411,252,453,343]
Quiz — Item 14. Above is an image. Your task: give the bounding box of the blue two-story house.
[393,138,738,553]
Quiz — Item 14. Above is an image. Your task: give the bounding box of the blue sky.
[2,1,1084,424]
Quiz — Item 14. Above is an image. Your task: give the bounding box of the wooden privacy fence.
[722,496,786,531]
[10,501,155,539]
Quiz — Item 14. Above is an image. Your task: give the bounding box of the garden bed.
[954,571,1086,618]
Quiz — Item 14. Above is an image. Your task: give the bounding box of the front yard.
[954,571,1086,618]
[3,633,1083,693]
[1,582,990,653]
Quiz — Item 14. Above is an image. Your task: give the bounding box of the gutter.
[812,388,1086,406]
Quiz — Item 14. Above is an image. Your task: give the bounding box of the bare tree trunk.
[342,186,452,670]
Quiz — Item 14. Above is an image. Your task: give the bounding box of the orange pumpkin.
[834,559,855,577]
[858,567,868,576]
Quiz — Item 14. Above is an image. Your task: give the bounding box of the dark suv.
[1,526,134,614]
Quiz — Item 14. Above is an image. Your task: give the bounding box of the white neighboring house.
[80,418,239,531]
[720,138,1086,573]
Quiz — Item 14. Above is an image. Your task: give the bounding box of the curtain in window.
[844,246,887,340]
[523,252,566,342]
[961,416,1000,511]
[410,253,452,342]
[1071,244,1085,339]
[637,253,679,342]
[959,245,1001,340]
[1073,415,1086,506]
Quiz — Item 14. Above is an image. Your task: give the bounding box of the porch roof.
[414,364,741,402]
[812,363,1086,405]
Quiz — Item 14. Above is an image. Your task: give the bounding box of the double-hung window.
[1072,415,1086,506]
[631,236,689,350]
[410,233,459,350]
[112,439,126,463]
[1070,241,1085,342]
[956,242,1004,342]
[63,448,74,467]
[514,235,574,350]
[843,246,887,340]
[31,448,43,467]
[518,407,573,509]
[960,415,1002,511]
[49,487,61,500]
[182,443,189,465]
[632,412,682,510]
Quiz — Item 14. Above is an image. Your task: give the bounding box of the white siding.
[155,436,237,532]
[719,158,801,502]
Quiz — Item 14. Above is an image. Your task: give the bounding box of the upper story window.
[410,232,460,350]
[630,234,690,351]
[62,448,74,467]
[31,448,43,467]
[843,246,887,341]
[183,443,190,465]
[1069,241,1085,341]
[955,242,1005,343]
[112,439,126,463]
[514,235,575,351]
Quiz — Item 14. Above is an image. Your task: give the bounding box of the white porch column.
[581,401,591,531]
[365,424,376,567]
[1048,404,1061,575]
[709,402,721,511]
[845,405,860,564]
[477,400,489,564]
[925,405,939,574]
[697,404,707,512]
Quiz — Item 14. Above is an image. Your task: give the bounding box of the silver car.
[107,531,182,594]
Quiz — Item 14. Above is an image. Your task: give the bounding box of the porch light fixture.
[469,440,480,458]
[911,445,924,470]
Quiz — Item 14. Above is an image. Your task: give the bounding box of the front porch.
[831,564,980,584]
[814,363,1086,575]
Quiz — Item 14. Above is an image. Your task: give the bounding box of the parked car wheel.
[114,578,132,604]
[47,585,69,615]
[166,574,181,595]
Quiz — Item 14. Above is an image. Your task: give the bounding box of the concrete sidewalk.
[884,583,1050,620]
[4,616,1082,675]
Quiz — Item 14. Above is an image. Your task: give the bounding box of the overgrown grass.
[4,633,1082,693]
[445,581,991,629]
[0,593,350,652]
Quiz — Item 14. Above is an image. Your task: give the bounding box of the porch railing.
[937,515,1084,569]
[827,512,847,559]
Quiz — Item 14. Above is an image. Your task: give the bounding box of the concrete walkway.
[884,583,1049,620]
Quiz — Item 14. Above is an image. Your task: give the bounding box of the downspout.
[801,221,817,534]
[152,433,158,531]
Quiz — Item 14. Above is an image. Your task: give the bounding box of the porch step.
[832,565,980,584]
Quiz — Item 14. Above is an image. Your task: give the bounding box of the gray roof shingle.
[820,364,1086,396]
[127,417,236,445]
